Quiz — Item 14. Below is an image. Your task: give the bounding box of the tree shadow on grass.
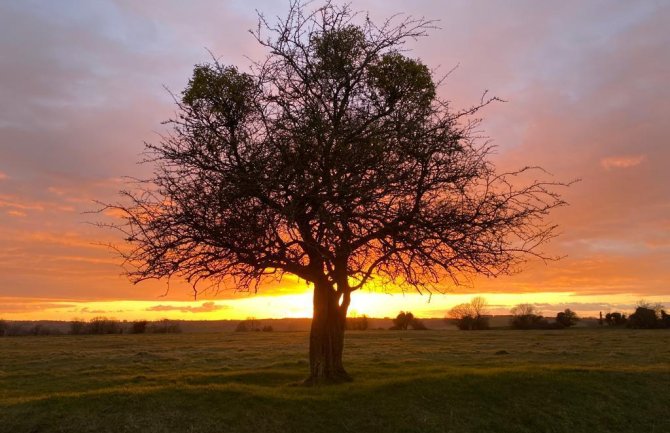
[2,369,669,433]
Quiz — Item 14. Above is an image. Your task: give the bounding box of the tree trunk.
[304,281,352,385]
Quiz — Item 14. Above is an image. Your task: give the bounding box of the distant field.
[1,329,669,433]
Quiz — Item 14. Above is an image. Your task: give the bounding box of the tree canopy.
[105,1,568,382]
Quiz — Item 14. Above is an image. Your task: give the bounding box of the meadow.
[1,329,669,433]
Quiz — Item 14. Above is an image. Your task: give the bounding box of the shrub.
[261,325,274,332]
[86,317,123,334]
[235,321,249,332]
[0,319,6,337]
[556,309,579,328]
[409,318,428,330]
[130,320,148,334]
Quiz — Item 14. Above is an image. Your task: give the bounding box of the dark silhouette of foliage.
[556,309,579,328]
[627,306,659,329]
[262,325,274,332]
[662,310,670,328]
[28,324,61,336]
[409,317,428,330]
[235,321,249,332]
[391,311,415,330]
[390,311,427,330]
[510,304,550,330]
[86,317,123,334]
[0,319,6,337]
[605,312,627,326]
[148,319,181,334]
[69,319,86,335]
[131,320,148,334]
[103,1,568,382]
[448,296,490,330]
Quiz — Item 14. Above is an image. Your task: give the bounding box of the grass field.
[1,329,669,433]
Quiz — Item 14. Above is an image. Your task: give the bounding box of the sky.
[1,0,669,321]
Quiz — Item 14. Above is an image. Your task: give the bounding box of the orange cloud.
[6,210,26,218]
[600,154,646,169]
[0,171,7,180]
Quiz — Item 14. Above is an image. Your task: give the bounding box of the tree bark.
[304,280,352,385]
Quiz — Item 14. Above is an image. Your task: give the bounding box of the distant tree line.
[69,317,181,335]
[445,297,670,331]
[612,303,670,329]
[0,320,64,337]
[234,317,273,332]
[0,317,181,337]
[508,304,579,330]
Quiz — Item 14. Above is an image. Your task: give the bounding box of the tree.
[510,304,548,330]
[627,306,659,329]
[448,296,490,330]
[391,311,415,330]
[555,308,578,328]
[605,312,627,326]
[105,2,566,383]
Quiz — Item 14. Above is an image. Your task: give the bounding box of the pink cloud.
[0,171,7,180]
[601,154,646,169]
[146,301,228,313]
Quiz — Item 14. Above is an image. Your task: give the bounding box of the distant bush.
[510,304,550,330]
[448,297,490,330]
[391,311,414,330]
[605,312,627,326]
[389,312,428,330]
[556,309,579,328]
[130,320,148,334]
[261,325,274,332]
[409,318,428,330]
[346,315,369,331]
[86,317,123,334]
[235,321,249,332]
[148,319,181,334]
[0,319,6,337]
[662,310,670,328]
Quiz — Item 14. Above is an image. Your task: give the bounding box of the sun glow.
[2,290,666,322]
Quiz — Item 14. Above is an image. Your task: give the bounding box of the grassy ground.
[1,329,668,433]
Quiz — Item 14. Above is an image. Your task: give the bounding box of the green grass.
[1,329,669,433]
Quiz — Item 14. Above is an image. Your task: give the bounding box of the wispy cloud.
[146,301,228,313]
[601,154,646,169]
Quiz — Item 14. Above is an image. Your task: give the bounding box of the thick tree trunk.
[303,281,352,385]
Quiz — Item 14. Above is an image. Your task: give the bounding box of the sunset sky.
[1,0,668,321]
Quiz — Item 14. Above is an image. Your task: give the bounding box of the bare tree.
[448,296,490,330]
[104,1,568,383]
